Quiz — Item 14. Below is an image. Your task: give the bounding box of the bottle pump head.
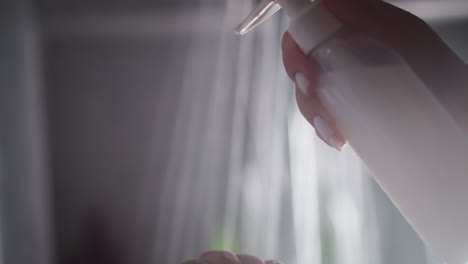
[236,0,342,54]
[235,0,281,35]
[236,0,320,35]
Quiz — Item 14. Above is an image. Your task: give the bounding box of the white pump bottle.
[236,1,468,263]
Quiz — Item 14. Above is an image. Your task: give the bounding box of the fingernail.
[295,72,310,96]
[329,136,345,150]
[313,115,345,150]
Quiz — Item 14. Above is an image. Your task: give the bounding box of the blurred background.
[0,0,467,263]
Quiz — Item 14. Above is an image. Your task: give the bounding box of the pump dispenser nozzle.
[235,0,281,35]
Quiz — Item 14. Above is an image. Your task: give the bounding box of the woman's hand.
[182,250,283,264]
[282,0,467,149]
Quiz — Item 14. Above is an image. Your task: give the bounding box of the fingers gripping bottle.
[236,1,468,263]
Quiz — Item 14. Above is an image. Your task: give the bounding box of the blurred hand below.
[182,250,284,264]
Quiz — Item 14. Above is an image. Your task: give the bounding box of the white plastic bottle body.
[310,30,468,264]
